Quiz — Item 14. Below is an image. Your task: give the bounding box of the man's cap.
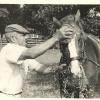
[5,24,30,34]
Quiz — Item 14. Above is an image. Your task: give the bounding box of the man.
[0,24,74,97]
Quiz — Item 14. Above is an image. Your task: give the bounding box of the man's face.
[14,32,28,46]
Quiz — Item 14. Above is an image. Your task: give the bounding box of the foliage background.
[0,5,100,38]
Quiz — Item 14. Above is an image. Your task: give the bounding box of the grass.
[21,49,100,98]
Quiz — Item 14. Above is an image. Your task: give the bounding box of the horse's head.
[53,10,84,60]
[53,10,83,44]
[54,10,87,77]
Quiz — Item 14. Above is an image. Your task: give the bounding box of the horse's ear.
[53,17,62,28]
[75,10,80,22]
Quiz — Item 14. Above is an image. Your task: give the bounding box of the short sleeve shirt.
[0,43,41,95]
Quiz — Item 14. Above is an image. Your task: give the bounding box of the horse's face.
[60,14,82,44]
[53,10,82,42]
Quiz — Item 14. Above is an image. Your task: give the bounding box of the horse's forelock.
[59,14,87,42]
[60,14,75,25]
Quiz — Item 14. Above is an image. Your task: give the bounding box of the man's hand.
[53,25,75,42]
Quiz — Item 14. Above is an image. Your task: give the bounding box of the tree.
[22,5,78,38]
[81,5,100,36]
[0,8,9,37]
[0,4,100,38]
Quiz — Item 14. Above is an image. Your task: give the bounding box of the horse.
[53,10,100,98]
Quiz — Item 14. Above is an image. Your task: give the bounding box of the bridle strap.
[70,56,100,68]
[85,57,100,68]
[70,56,80,61]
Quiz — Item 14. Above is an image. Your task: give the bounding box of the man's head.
[5,24,30,46]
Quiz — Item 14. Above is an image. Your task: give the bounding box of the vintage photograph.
[0,4,100,98]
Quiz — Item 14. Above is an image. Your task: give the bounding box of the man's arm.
[19,27,74,60]
[19,35,59,60]
[23,59,53,74]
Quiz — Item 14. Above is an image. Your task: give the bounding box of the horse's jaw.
[68,35,81,77]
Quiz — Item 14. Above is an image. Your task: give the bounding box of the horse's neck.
[86,35,100,63]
